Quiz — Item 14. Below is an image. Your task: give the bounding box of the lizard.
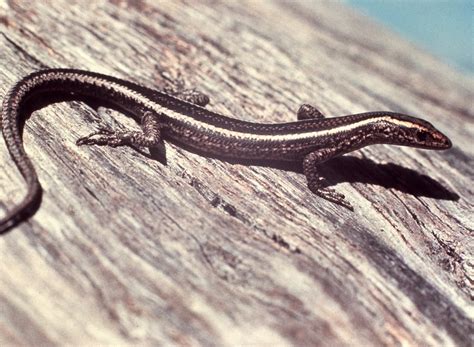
[0,69,452,233]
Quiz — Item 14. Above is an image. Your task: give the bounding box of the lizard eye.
[416,130,428,142]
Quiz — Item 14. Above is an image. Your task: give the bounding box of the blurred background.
[346,0,473,75]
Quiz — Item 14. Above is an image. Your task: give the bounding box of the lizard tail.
[1,76,43,234]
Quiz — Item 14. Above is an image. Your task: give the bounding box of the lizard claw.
[95,127,115,136]
[317,187,354,211]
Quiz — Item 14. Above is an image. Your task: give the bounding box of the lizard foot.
[315,187,354,211]
[76,127,130,147]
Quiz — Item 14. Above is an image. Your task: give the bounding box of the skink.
[0,69,452,232]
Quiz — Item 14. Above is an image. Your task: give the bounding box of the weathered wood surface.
[0,0,472,345]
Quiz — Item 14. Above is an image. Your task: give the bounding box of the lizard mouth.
[433,131,452,149]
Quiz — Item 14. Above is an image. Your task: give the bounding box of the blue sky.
[347,1,473,74]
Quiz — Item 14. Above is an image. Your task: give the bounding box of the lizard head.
[379,113,452,150]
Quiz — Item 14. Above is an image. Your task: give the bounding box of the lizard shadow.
[170,143,459,201]
[20,95,458,203]
[319,156,459,200]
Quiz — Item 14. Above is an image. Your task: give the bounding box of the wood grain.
[0,0,472,345]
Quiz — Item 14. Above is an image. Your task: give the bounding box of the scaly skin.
[0,69,452,232]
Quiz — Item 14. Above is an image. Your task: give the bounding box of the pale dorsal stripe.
[50,72,421,143]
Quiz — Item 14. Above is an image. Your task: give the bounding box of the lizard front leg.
[303,149,354,211]
[76,110,164,148]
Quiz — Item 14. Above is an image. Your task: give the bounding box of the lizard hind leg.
[76,111,163,148]
[168,88,210,107]
[297,104,325,120]
[161,72,210,106]
[303,150,354,211]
